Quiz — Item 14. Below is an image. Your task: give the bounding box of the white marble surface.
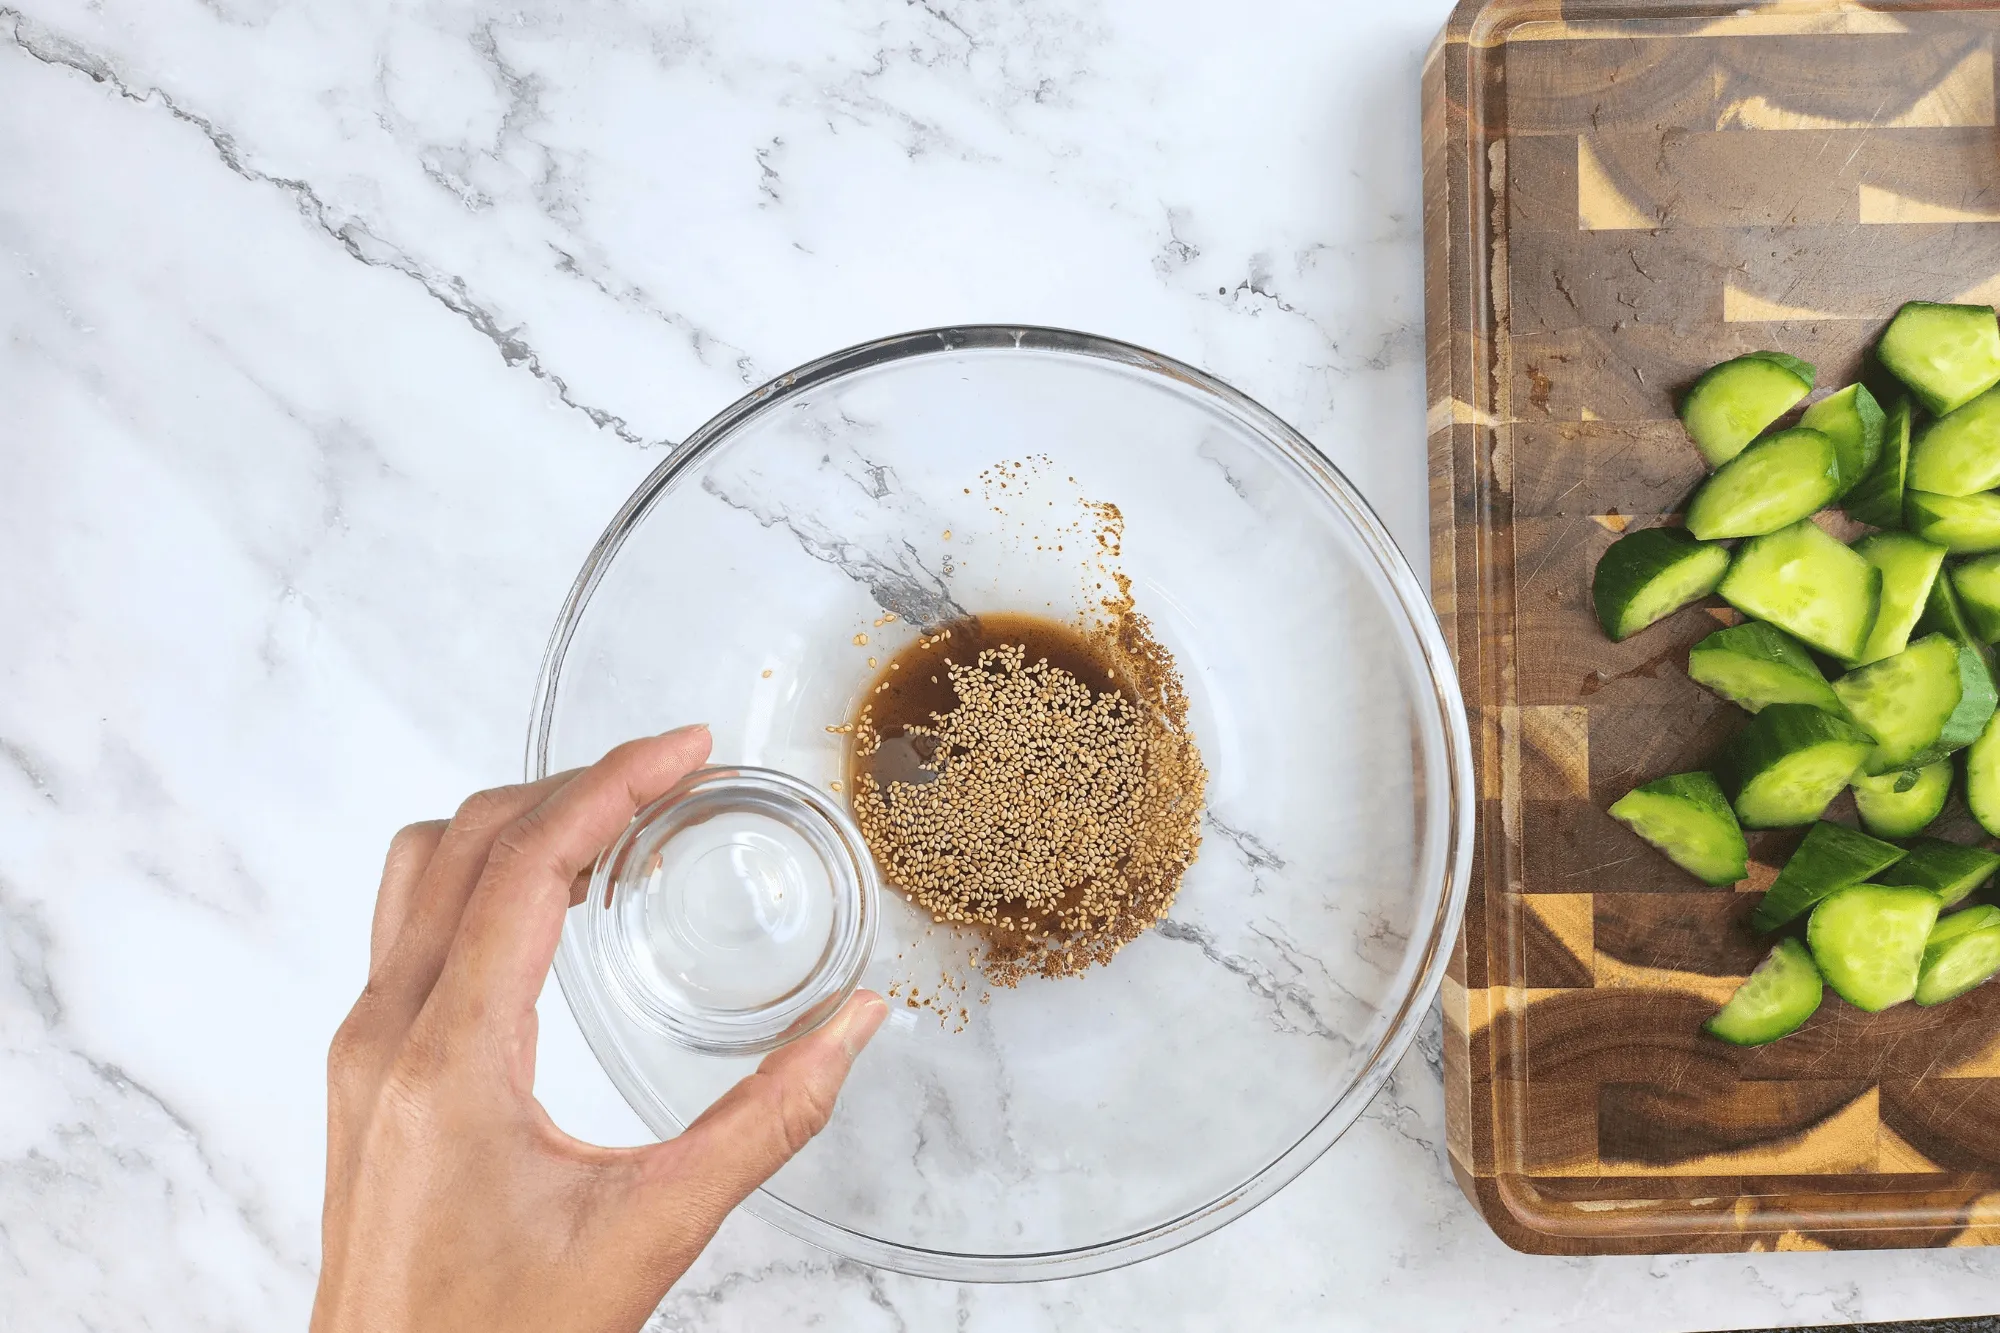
[3,0,1998,1328]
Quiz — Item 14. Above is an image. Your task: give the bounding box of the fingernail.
[657,722,710,739]
[837,992,889,1059]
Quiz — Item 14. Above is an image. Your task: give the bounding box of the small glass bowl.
[579,766,879,1057]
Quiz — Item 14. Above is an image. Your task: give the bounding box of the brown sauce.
[841,607,1206,986]
[847,611,1136,795]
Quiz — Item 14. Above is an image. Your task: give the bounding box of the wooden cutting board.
[1424,0,2000,1253]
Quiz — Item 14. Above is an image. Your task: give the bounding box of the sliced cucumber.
[1843,391,1914,528]
[1704,938,1824,1046]
[1719,704,1877,829]
[1807,883,1941,1012]
[1591,527,1731,642]
[1949,554,2000,641]
[1908,385,2000,496]
[1919,558,1988,647]
[1965,706,2000,837]
[1832,634,1969,773]
[1878,300,2000,417]
[1930,904,2000,943]
[1840,635,1994,773]
[1878,836,2000,908]
[1915,908,2000,1006]
[1930,640,1997,765]
[1607,772,1749,886]
[1685,427,1842,540]
[1851,762,1953,839]
[1905,490,2000,554]
[1686,622,1843,715]
[1718,520,1882,661]
[1751,819,1907,931]
[1851,532,1946,665]
[1802,383,1886,497]
[1680,352,1816,468]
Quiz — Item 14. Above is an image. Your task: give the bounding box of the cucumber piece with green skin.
[1930,904,2000,943]
[1704,938,1824,1046]
[1591,527,1731,642]
[1843,391,1913,528]
[1848,632,1992,768]
[1719,704,1877,830]
[1831,634,1979,774]
[1922,639,1997,767]
[1908,384,2000,496]
[1686,622,1843,714]
[1607,772,1749,886]
[1965,706,2000,837]
[1878,301,2000,417]
[1718,520,1882,661]
[1915,908,2000,1006]
[1686,428,1842,540]
[1851,761,1953,839]
[1751,818,1906,931]
[1809,883,1941,1011]
[1680,351,1816,468]
[1949,553,2000,641]
[1878,837,2000,908]
[1802,383,1886,497]
[1905,490,2000,554]
[1851,531,1947,665]
[1919,559,1988,644]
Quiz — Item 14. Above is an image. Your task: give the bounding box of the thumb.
[631,991,888,1236]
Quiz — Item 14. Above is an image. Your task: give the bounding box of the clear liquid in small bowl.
[586,767,877,1056]
[631,810,835,1011]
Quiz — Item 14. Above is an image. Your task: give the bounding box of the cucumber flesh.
[1802,383,1886,497]
[1844,392,1914,528]
[1934,640,2000,764]
[1949,554,2000,641]
[1851,532,1946,665]
[1905,639,2000,775]
[1965,706,2000,837]
[1751,819,1906,932]
[1878,300,2000,417]
[1832,634,1968,773]
[1908,384,2000,496]
[1807,884,1941,1012]
[1905,490,2000,554]
[1718,520,1882,661]
[1607,772,1749,886]
[1918,559,1994,668]
[1686,427,1842,540]
[1680,352,1816,467]
[1592,527,1731,641]
[1929,904,2000,946]
[1915,914,2000,1006]
[1719,704,1877,829]
[1687,621,1843,715]
[1704,938,1824,1046]
[1879,837,2000,908]
[1851,761,1953,839]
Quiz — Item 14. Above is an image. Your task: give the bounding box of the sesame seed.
[846,613,1206,986]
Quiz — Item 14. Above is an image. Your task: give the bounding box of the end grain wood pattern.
[1424,0,2000,1254]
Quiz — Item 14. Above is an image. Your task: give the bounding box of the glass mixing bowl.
[530,326,1472,1281]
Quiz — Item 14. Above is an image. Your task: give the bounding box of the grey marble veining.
[5,0,2000,1328]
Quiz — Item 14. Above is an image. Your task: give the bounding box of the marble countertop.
[5,0,1999,1327]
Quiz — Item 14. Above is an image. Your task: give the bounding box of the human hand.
[313,726,888,1333]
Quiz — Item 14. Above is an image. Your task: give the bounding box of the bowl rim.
[528,323,1474,1283]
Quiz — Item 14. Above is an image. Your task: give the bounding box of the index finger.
[430,725,713,1027]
